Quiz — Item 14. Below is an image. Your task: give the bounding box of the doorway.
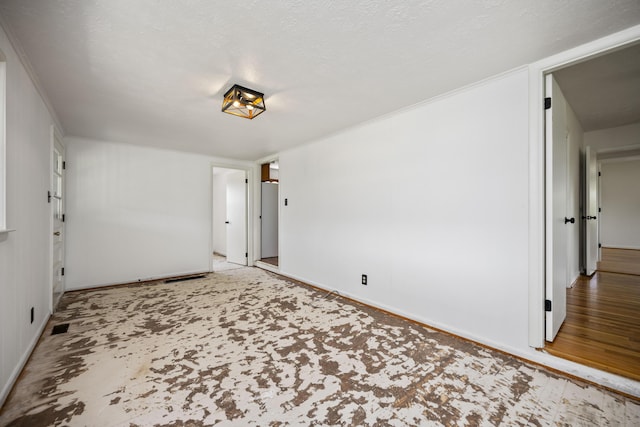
[212,167,248,270]
[259,160,279,269]
[542,41,640,380]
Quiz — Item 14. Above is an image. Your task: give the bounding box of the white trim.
[67,269,212,292]
[601,245,640,251]
[210,162,254,270]
[0,312,50,407]
[527,24,640,349]
[49,126,64,313]
[255,153,279,166]
[596,143,640,155]
[254,156,280,264]
[600,155,640,164]
[255,260,279,274]
[0,56,6,231]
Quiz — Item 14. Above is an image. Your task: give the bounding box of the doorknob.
[53,231,61,236]
[564,217,575,224]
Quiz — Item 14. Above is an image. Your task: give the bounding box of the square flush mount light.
[221,84,266,119]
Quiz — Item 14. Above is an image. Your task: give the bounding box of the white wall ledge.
[0,228,15,234]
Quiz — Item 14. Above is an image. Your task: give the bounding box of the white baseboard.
[65,269,212,291]
[0,312,50,407]
[602,245,640,251]
[255,261,279,274]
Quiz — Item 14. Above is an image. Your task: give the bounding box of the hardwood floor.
[261,256,278,266]
[598,247,640,276]
[545,271,640,381]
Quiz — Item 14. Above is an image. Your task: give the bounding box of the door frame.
[255,155,280,272]
[49,126,65,313]
[527,25,640,348]
[210,162,254,270]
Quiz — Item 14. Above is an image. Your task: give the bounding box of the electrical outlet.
[362,274,367,285]
[30,307,34,324]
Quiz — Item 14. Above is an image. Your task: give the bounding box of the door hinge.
[545,299,552,312]
[63,161,66,170]
[47,191,51,203]
[598,171,601,177]
[598,243,602,248]
[598,207,601,212]
[544,97,551,110]
[245,179,248,184]
[245,252,248,258]
[61,267,65,276]
[62,214,65,222]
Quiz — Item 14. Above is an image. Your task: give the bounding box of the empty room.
[0,1,639,426]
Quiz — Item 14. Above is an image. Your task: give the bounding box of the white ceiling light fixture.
[221,84,266,119]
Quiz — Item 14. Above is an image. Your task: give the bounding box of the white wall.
[279,69,531,352]
[64,137,248,289]
[0,26,57,405]
[212,168,232,256]
[600,158,640,249]
[583,122,640,250]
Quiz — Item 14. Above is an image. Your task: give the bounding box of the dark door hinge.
[61,267,65,276]
[598,171,601,177]
[245,252,248,258]
[544,97,551,110]
[598,207,601,212]
[245,179,248,184]
[62,214,65,222]
[63,161,66,170]
[598,243,602,248]
[47,191,51,203]
[545,299,552,312]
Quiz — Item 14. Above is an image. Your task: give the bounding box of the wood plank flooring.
[260,256,279,266]
[545,271,640,381]
[598,247,640,276]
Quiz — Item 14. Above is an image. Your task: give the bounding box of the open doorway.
[543,42,640,380]
[212,167,248,271]
[259,160,279,268]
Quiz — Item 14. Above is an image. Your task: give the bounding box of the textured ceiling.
[554,42,640,132]
[1,1,639,160]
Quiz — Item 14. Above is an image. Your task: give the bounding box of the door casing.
[50,127,65,312]
[210,163,254,270]
[527,25,640,348]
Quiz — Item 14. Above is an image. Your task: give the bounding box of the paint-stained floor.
[1,266,639,426]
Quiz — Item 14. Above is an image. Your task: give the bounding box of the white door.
[261,182,279,259]
[545,74,569,342]
[584,146,599,275]
[226,170,247,265]
[51,134,65,311]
